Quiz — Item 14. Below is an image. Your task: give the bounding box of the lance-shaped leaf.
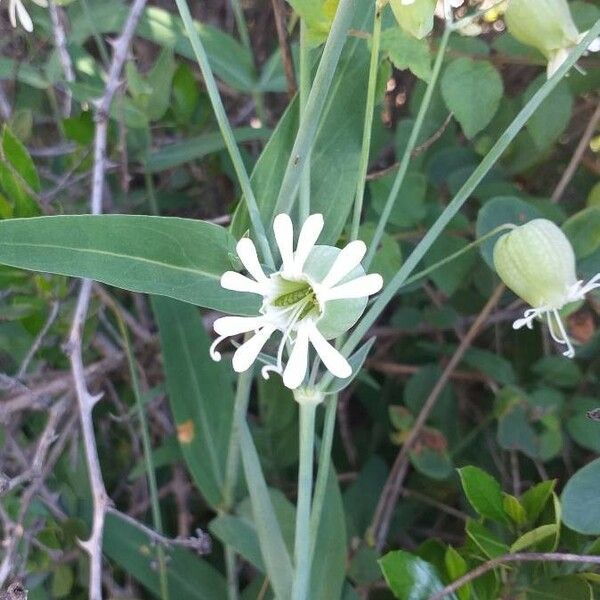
[0,215,259,315]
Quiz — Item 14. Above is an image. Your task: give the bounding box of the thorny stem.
[364,25,451,269]
[174,0,274,268]
[68,1,148,598]
[350,6,382,241]
[291,402,317,600]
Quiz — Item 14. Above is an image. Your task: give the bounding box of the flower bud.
[493,219,576,310]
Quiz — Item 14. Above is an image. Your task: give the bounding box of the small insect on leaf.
[177,420,195,443]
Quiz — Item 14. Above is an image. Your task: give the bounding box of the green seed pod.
[493,219,577,309]
[505,0,579,58]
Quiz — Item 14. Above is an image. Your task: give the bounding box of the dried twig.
[369,285,505,551]
[47,0,75,116]
[551,100,600,203]
[428,552,600,600]
[66,2,148,598]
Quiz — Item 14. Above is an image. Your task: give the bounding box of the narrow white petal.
[236,238,268,283]
[9,0,18,27]
[293,213,324,274]
[321,240,366,288]
[221,271,265,295]
[283,323,310,389]
[321,274,383,301]
[232,326,275,373]
[16,0,33,31]
[589,37,600,53]
[307,323,351,379]
[551,310,575,358]
[273,214,295,274]
[213,315,265,336]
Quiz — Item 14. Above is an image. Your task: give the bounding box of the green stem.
[229,0,267,124]
[308,394,337,556]
[145,171,159,216]
[298,20,312,222]
[225,545,240,600]
[174,0,274,268]
[222,367,254,511]
[291,401,317,600]
[350,6,382,241]
[340,22,600,366]
[273,0,355,217]
[364,25,451,269]
[118,318,169,600]
[401,224,515,288]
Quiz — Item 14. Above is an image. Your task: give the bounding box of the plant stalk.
[299,20,312,222]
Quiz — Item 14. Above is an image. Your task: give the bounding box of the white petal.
[589,37,600,53]
[9,0,18,27]
[220,271,265,295]
[213,315,265,336]
[321,274,383,301]
[321,240,366,288]
[16,0,33,31]
[236,238,268,283]
[306,323,351,379]
[232,326,275,373]
[283,323,310,389]
[293,213,323,274]
[273,214,295,274]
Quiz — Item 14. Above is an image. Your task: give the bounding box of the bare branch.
[47,0,75,117]
[428,552,600,600]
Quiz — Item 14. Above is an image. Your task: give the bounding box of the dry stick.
[551,100,600,203]
[369,284,505,551]
[270,0,297,98]
[66,2,147,598]
[428,552,600,600]
[47,0,75,117]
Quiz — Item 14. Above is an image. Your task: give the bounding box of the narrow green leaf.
[510,524,558,552]
[0,215,258,315]
[465,520,509,559]
[152,296,234,509]
[458,466,508,524]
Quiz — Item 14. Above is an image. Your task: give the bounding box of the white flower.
[4,0,47,32]
[210,214,383,390]
[493,218,600,358]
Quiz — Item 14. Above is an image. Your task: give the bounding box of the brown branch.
[428,552,600,600]
[551,100,600,203]
[368,285,505,551]
[270,0,297,98]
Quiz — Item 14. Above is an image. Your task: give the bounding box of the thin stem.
[174,0,274,268]
[428,552,600,600]
[225,545,240,600]
[273,0,355,217]
[145,171,160,216]
[342,22,600,365]
[291,402,317,600]
[308,394,337,556]
[298,20,312,222]
[118,318,169,600]
[350,6,382,241]
[364,25,451,269]
[229,0,267,123]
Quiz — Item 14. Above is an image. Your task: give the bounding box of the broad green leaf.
[380,27,432,81]
[152,297,234,509]
[532,356,582,388]
[524,76,573,150]
[1,126,40,191]
[526,576,593,600]
[444,546,470,600]
[145,127,271,172]
[475,196,542,268]
[409,435,454,481]
[510,524,558,552]
[458,466,508,524]
[441,58,503,139]
[371,172,428,228]
[562,206,600,259]
[231,0,373,245]
[0,57,48,89]
[379,550,453,600]
[462,348,516,386]
[0,215,258,315]
[465,519,509,559]
[209,514,266,571]
[521,480,556,524]
[562,457,600,535]
[103,512,227,599]
[567,397,600,453]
